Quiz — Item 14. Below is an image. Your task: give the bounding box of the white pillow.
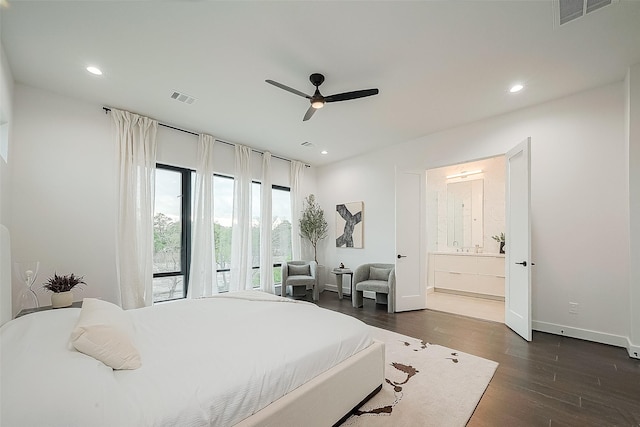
[70,298,141,370]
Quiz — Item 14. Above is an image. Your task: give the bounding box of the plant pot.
[499,241,505,254]
[51,291,73,308]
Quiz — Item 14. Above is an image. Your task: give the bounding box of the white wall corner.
[532,320,631,354]
[626,338,640,359]
[626,63,640,353]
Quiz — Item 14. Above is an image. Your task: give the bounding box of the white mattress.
[0,292,373,426]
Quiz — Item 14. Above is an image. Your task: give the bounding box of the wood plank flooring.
[308,291,640,426]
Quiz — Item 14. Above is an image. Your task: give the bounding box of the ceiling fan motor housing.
[310,73,325,87]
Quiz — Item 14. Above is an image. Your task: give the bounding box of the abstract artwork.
[336,202,363,248]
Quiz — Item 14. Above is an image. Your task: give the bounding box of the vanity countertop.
[430,251,505,258]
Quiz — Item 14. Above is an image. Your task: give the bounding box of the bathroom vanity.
[428,252,505,300]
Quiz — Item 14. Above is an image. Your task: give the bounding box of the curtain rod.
[102,107,310,167]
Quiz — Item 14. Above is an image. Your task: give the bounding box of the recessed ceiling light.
[86,66,103,76]
[321,150,328,155]
[510,83,524,93]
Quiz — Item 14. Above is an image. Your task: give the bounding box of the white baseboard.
[627,338,640,359]
[533,320,638,359]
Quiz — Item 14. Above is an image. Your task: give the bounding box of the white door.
[395,169,427,312]
[505,138,532,341]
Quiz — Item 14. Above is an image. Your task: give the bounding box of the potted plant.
[299,194,329,264]
[43,273,85,308]
[492,233,505,254]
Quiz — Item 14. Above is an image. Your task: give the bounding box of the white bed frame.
[235,339,385,427]
[1,225,384,426]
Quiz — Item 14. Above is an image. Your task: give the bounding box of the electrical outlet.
[569,302,579,314]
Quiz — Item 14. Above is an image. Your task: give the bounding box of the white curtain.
[230,144,253,291]
[260,152,274,293]
[112,109,158,309]
[290,160,305,260]
[188,134,217,298]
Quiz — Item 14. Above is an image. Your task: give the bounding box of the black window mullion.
[181,168,192,298]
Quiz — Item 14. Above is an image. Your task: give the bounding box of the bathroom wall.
[427,156,505,253]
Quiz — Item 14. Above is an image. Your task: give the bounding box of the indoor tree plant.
[43,272,86,308]
[299,194,328,264]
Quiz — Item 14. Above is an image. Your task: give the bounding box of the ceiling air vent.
[170,91,197,105]
[301,141,315,147]
[554,0,614,26]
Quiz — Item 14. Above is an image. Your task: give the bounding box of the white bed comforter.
[0,292,372,426]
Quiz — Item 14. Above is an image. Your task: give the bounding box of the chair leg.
[387,292,394,313]
[312,285,319,301]
[375,293,388,305]
[352,290,364,308]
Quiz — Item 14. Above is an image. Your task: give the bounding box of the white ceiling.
[2,1,640,166]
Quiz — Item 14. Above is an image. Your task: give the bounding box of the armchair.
[281,261,319,301]
[352,263,395,313]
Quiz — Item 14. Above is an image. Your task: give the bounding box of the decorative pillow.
[70,298,141,370]
[370,266,392,281]
[288,264,311,276]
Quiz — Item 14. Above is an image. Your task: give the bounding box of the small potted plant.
[492,233,505,254]
[43,273,86,308]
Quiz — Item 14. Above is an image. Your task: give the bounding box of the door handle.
[515,261,527,267]
[397,254,407,259]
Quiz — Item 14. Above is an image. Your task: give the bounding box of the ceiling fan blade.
[324,88,379,103]
[303,105,316,121]
[265,80,311,99]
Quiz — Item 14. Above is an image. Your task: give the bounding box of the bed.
[0,262,384,427]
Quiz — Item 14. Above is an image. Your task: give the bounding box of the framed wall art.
[336,202,363,248]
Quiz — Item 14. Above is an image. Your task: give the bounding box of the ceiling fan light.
[311,100,325,109]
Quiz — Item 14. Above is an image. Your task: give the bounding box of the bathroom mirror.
[447,179,483,248]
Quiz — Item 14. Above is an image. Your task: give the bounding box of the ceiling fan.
[265,73,379,121]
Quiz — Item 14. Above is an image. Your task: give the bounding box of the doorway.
[425,155,506,323]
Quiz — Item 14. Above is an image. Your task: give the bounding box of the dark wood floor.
[307,291,640,426]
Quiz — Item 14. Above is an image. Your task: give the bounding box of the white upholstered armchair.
[352,263,396,313]
[281,261,319,301]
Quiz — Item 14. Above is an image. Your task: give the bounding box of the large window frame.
[153,163,290,301]
[153,164,193,301]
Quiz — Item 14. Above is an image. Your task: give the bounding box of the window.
[213,175,233,292]
[271,186,292,285]
[153,164,291,300]
[152,165,192,302]
[213,176,262,291]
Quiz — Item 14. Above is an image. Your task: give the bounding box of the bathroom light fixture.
[510,83,524,93]
[321,150,328,155]
[86,66,103,76]
[446,170,483,179]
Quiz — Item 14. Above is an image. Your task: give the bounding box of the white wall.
[627,64,640,358]
[317,82,631,346]
[10,83,316,315]
[11,84,117,312]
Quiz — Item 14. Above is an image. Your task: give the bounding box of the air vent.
[554,0,614,26]
[170,91,197,105]
[301,141,315,147]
